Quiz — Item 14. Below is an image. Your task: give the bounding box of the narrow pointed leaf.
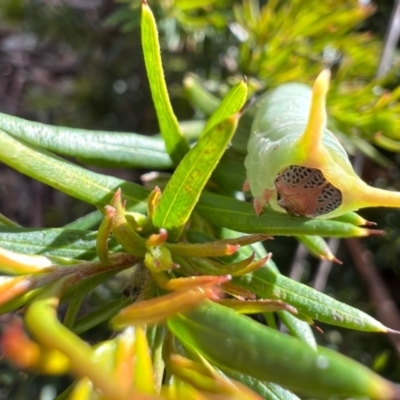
[63,295,85,330]
[0,129,149,212]
[166,240,240,257]
[331,211,372,226]
[203,78,247,134]
[277,311,317,350]
[216,299,297,314]
[0,112,172,169]
[217,228,317,348]
[168,301,400,400]
[96,208,114,264]
[110,285,219,329]
[236,266,396,333]
[219,368,301,400]
[296,235,341,264]
[0,227,113,260]
[0,276,34,306]
[0,288,41,315]
[141,0,189,164]
[152,115,239,241]
[183,74,220,115]
[197,191,383,237]
[0,247,56,274]
[0,213,21,227]
[62,267,129,303]
[73,297,131,334]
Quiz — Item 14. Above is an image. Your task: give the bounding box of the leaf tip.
[227,244,240,255]
[386,327,400,335]
[104,205,116,216]
[331,256,343,265]
[364,229,385,237]
[146,228,168,247]
[364,220,377,226]
[262,234,273,241]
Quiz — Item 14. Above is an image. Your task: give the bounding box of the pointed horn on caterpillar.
[297,69,330,155]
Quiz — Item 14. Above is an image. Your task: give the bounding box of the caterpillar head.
[275,165,342,217]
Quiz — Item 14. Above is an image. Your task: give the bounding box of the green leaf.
[0,111,172,169]
[260,382,300,400]
[0,288,41,315]
[63,294,85,329]
[331,211,371,226]
[219,368,301,400]
[141,0,189,164]
[73,297,131,334]
[197,191,382,237]
[277,311,317,350]
[202,78,247,134]
[0,227,107,260]
[183,74,220,116]
[151,78,247,240]
[236,266,394,333]
[152,115,240,241]
[0,113,205,169]
[217,299,296,314]
[296,235,340,263]
[168,301,399,399]
[0,129,149,213]
[212,227,276,266]
[182,73,255,156]
[62,268,127,303]
[0,213,20,227]
[215,227,317,347]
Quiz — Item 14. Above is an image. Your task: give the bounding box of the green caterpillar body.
[244,70,400,219]
[245,83,348,217]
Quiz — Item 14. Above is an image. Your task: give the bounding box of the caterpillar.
[244,69,400,218]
